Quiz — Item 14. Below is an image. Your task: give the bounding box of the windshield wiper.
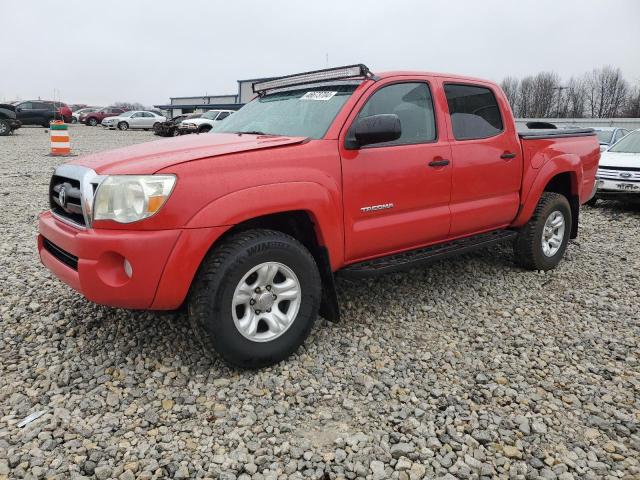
[235,130,274,136]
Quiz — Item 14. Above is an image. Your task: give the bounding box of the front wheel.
[71,117,78,124]
[514,192,572,271]
[188,229,321,368]
[198,125,212,133]
[87,117,98,126]
[117,121,129,131]
[0,119,11,136]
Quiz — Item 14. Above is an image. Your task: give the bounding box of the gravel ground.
[1,126,639,480]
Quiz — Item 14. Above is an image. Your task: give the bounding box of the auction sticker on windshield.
[300,91,337,101]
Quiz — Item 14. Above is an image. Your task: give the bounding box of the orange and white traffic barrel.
[49,120,71,156]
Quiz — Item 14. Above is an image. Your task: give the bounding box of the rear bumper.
[38,212,229,310]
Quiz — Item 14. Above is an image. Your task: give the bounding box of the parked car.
[101,110,166,130]
[14,100,73,126]
[81,107,127,126]
[0,103,22,135]
[588,129,640,205]
[38,64,599,368]
[178,109,234,134]
[71,107,100,124]
[593,127,631,151]
[154,113,202,137]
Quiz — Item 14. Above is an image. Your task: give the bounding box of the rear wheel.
[514,192,572,271]
[117,121,129,131]
[188,229,321,368]
[87,117,98,126]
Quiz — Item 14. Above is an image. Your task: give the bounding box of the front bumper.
[595,178,640,194]
[38,212,228,310]
[178,124,198,133]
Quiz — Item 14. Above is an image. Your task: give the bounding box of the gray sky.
[1,0,638,106]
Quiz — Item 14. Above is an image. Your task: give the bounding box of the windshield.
[202,111,221,120]
[609,131,640,154]
[212,83,359,138]
[595,130,614,144]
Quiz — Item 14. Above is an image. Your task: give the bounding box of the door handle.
[500,152,517,159]
[428,159,450,167]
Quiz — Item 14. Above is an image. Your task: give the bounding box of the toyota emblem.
[58,186,67,208]
[619,172,632,179]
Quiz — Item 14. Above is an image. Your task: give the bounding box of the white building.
[155,77,275,118]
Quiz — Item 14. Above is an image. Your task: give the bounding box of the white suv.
[178,109,234,134]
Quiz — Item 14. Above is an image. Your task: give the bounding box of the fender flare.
[185,181,345,269]
[512,154,583,228]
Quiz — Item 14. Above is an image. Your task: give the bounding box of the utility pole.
[552,86,568,118]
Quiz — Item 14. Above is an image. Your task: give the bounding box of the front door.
[443,82,522,236]
[340,80,452,262]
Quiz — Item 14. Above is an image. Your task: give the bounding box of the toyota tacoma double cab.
[38,65,599,368]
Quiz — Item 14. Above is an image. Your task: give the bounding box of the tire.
[87,117,98,126]
[514,192,572,271]
[584,196,598,207]
[117,121,129,131]
[0,119,10,136]
[152,122,160,131]
[188,229,321,368]
[172,128,180,136]
[198,125,212,133]
[71,117,78,124]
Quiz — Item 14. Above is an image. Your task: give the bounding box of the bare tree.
[622,83,640,118]
[501,66,638,119]
[500,77,520,115]
[113,101,146,111]
[516,76,534,118]
[584,66,629,118]
[563,77,587,118]
[513,72,560,118]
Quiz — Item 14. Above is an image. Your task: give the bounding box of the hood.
[69,132,307,175]
[0,104,17,118]
[599,151,640,169]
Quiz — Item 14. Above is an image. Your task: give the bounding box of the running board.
[339,230,517,278]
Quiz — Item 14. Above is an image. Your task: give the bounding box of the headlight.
[93,175,176,223]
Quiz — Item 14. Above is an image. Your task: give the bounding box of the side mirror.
[348,114,401,149]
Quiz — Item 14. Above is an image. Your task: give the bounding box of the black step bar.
[339,229,517,278]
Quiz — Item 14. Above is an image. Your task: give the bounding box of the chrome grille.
[50,175,85,226]
[49,165,102,229]
[596,166,640,183]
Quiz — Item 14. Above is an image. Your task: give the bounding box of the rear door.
[443,82,522,236]
[340,78,452,262]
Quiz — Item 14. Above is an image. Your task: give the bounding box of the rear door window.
[444,84,503,140]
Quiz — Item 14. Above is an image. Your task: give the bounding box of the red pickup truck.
[38,65,599,367]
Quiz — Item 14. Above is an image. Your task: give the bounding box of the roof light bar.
[253,64,373,94]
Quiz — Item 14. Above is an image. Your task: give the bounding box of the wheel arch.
[181,183,344,320]
[514,155,583,239]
